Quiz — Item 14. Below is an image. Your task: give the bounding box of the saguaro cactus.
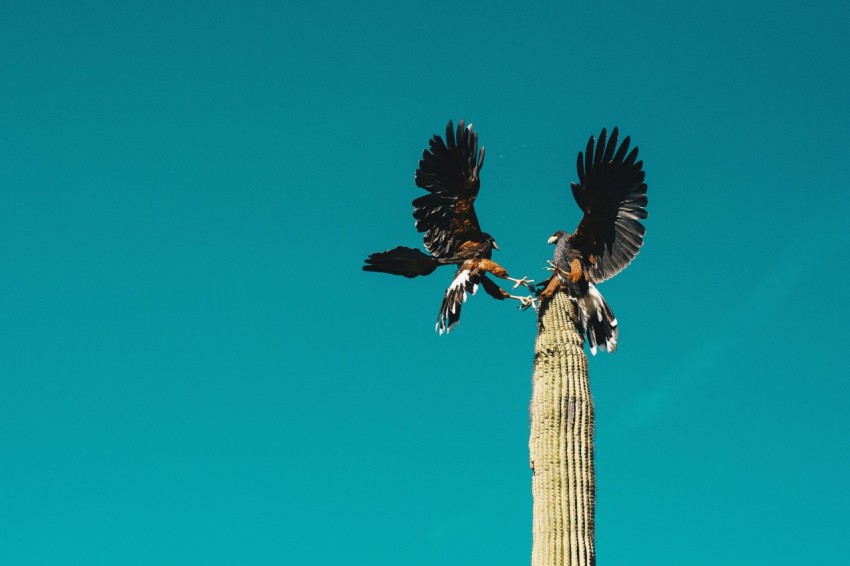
[529,291,595,566]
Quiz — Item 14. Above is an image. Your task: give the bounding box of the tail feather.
[574,284,618,355]
[363,246,440,278]
[436,269,479,335]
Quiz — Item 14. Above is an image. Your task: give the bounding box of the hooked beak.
[547,234,558,244]
[491,241,500,251]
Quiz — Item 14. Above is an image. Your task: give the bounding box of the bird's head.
[547,230,568,245]
[483,233,499,251]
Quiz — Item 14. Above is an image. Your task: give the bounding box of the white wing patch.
[447,269,471,293]
[446,269,478,304]
[436,269,478,335]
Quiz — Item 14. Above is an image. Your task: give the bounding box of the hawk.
[363,120,534,334]
[536,127,648,354]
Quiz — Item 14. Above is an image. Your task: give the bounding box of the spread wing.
[412,120,486,259]
[569,127,648,283]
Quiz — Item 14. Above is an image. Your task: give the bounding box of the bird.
[363,119,535,334]
[535,127,648,354]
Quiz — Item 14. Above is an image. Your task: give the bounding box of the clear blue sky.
[2,1,848,564]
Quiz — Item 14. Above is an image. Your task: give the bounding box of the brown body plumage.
[537,127,648,354]
[364,120,533,334]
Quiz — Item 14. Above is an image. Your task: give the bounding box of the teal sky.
[2,1,849,564]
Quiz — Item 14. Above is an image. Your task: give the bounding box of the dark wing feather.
[569,127,648,283]
[362,246,440,278]
[413,120,486,259]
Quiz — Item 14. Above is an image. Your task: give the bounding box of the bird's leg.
[479,275,537,309]
[514,294,539,311]
[533,261,561,293]
[567,258,583,283]
[502,292,539,311]
[536,274,563,300]
[506,275,535,290]
[477,258,535,290]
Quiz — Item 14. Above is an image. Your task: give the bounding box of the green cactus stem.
[529,291,595,566]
